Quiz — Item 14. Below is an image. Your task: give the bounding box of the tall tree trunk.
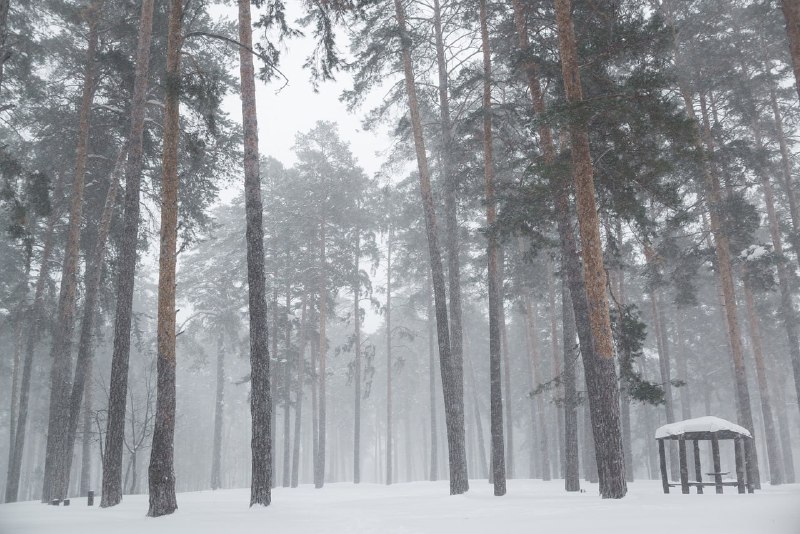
[427,280,438,481]
[147,0,182,516]
[480,0,506,494]
[42,0,101,503]
[553,0,626,498]
[353,225,362,484]
[238,0,272,506]
[742,277,783,484]
[211,333,225,490]
[523,292,551,481]
[5,318,23,491]
[691,90,759,487]
[58,148,126,498]
[0,0,9,93]
[781,0,800,102]
[431,0,467,488]
[386,226,393,486]
[547,262,565,479]
[391,0,467,494]
[498,248,514,478]
[79,372,93,497]
[315,219,327,489]
[562,279,580,491]
[4,175,64,503]
[282,282,293,488]
[291,294,308,488]
[773,372,796,482]
[101,0,155,507]
[616,259,634,483]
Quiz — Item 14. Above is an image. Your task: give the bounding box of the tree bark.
[480,0,506,494]
[386,226,393,485]
[781,0,800,103]
[238,0,272,506]
[553,0,626,498]
[427,280,438,481]
[391,0,467,494]
[547,261,564,479]
[353,224,362,484]
[102,0,155,507]
[211,333,225,490]
[147,0,182,517]
[562,279,580,491]
[42,0,101,502]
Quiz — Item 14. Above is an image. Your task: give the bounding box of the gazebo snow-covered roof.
[655,416,752,441]
[654,416,756,495]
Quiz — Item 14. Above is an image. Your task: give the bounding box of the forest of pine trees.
[1,0,800,522]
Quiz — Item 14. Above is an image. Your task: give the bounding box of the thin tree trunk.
[773,372,796,482]
[562,279,580,491]
[386,226,393,486]
[0,0,9,92]
[391,0,467,495]
[427,280,438,481]
[498,248,514,479]
[742,277,783,484]
[547,262,564,479]
[616,258,634,483]
[781,0,800,102]
[41,0,101,503]
[5,318,23,490]
[282,282,293,488]
[291,294,308,488]
[147,0,182,516]
[523,293,550,481]
[79,374,93,497]
[211,333,225,490]
[238,0,272,506]
[101,0,155,507]
[480,0,506,495]
[553,0,626,499]
[353,225,362,484]
[315,218,327,489]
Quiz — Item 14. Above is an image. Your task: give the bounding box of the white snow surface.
[2,479,798,534]
[655,416,752,439]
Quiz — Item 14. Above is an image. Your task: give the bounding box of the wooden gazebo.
[654,416,754,495]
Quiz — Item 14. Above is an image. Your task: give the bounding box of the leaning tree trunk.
[553,0,626,498]
[781,0,800,103]
[102,0,155,508]
[42,1,101,503]
[211,333,225,490]
[238,0,272,506]
[4,175,64,503]
[147,0,182,516]
[392,0,467,495]
[431,0,468,484]
[57,148,126,498]
[480,0,506,494]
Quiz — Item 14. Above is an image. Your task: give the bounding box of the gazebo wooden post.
[693,440,703,494]
[711,435,723,494]
[678,438,690,494]
[658,438,669,494]
[734,437,746,494]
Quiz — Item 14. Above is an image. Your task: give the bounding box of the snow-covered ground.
[1,479,798,534]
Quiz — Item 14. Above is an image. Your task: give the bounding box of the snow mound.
[655,416,751,439]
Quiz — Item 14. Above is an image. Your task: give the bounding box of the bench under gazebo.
[655,416,755,495]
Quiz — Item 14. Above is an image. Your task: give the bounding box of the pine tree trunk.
[773,373,796,482]
[391,0,467,494]
[79,373,93,497]
[5,318,23,491]
[616,260,634,482]
[291,295,308,488]
[547,263,565,479]
[582,396,598,483]
[270,285,278,488]
[57,148,126,498]
[211,333,225,490]
[315,219,327,489]
[498,248,514,479]
[781,0,800,102]
[4,174,63,503]
[147,0,182,516]
[353,226,362,484]
[238,0,272,506]
[427,281,438,481]
[386,226,393,486]
[523,293,550,481]
[282,282,293,488]
[562,280,580,491]
[0,0,9,92]
[42,1,101,503]
[553,0,626,498]
[101,0,155,507]
[480,0,506,494]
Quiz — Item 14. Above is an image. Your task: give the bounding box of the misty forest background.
[1,0,800,516]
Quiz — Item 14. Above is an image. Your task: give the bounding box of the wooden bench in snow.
[654,416,755,496]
